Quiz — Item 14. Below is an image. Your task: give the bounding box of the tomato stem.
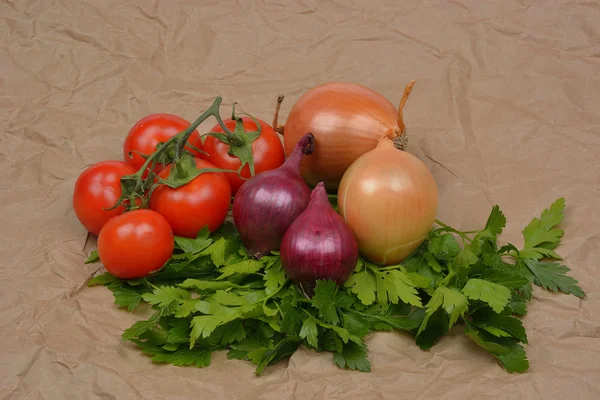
[171,97,233,164]
[111,97,239,211]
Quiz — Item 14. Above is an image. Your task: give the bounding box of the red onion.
[233,133,315,259]
[280,182,359,294]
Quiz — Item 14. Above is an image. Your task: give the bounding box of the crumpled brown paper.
[2,0,599,398]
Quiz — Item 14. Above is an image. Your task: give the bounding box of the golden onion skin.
[338,138,438,265]
[283,83,399,190]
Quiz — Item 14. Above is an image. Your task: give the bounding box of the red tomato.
[123,113,204,174]
[150,158,231,238]
[98,209,174,279]
[202,117,285,194]
[73,160,137,235]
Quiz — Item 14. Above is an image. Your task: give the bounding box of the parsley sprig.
[88,198,584,374]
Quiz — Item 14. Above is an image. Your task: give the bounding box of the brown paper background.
[2,0,599,398]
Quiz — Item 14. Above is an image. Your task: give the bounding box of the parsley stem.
[366,263,383,276]
[378,265,404,272]
[263,281,288,302]
[434,219,473,243]
[273,301,284,318]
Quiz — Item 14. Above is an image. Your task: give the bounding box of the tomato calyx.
[125,143,175,169]
[205,103,263,178]
[107,97,240,212]
[157,153,232,189]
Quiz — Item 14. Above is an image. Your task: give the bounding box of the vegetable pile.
[75,81,585,375]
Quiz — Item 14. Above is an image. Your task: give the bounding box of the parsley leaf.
[122,303,177,340]
[217,259,264,280]
[455,248,479,269]
[406,272,432,290]
[352,307,423,332]
[402,247,428,272]
[465,323,529,373]
[345,269,377,306]
[467,205,506,252]
[189,300,258,346]
[539,197,566,229]
[462,279,511,313]
[321,329,344,353]
[478,269,530,290]
[333,341,371,372]
[415,308,449,350]
[299,318,319,348]
[484,205,507,237]
[264,260,286,295]
[143,286,191,307]
[308,314,362,345]
[174,230,212,254]
[428,233,461,261]
[154,256,216,281]
[280,300,303,335]
[179,279,243,292]
[523,259,585,298]
[190,313,238,346]
[228,331,274,361]
[132,339,213,367]
[211,290,246,306]
[226,349,247,360]
[209,320,247,345]
[312,280,341,325]
[424,252,443,273]
[418,286,468,334]
[342,312,370,337]
[166,319,190,344]
[403,248,444,291]
[173,299,201,318]
[519,198,565,260]
[508,292,528,316]
[440,287,469,327]
[472,312,528,344]
[201,236,240,267]
[88,272,119,286]
[85,250,100,264]
[261,302,278,317]
[110,284,144,312]
[254,336,301,375]
[374,269,422,307]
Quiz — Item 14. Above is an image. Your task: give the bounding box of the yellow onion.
[337,137,438,265]
[274,81,415,190]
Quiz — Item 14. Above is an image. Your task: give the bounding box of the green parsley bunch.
[87,198,584,374]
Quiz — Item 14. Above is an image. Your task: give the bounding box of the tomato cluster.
[73,113,285,279]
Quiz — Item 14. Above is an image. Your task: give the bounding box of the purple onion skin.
[280,182,359,294]
[233,133,315,259]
